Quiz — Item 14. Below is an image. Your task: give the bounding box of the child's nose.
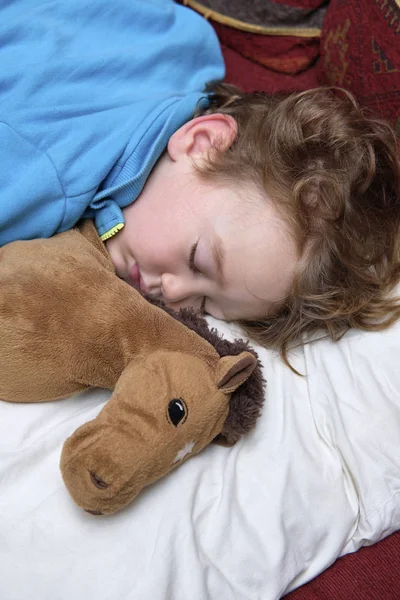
[161,273,192,304]
[161,273,202,311]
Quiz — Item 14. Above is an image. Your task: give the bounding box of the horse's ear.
[215,352,257,394]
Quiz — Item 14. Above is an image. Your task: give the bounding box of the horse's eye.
[167,398,187,427]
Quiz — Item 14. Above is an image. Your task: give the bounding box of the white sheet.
[1,317,400,600]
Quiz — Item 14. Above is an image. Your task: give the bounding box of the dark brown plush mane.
[145,295,266,445]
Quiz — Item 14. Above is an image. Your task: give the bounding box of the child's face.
[105,154,299,322]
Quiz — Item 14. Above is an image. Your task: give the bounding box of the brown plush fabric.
[0,220,265,514]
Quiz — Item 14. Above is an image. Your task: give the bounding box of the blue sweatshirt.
[0,0,224,246]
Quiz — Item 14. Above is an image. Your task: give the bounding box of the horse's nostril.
[90,471,108,489]
[85,509,104,515]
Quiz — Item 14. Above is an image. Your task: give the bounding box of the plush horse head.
[61,347,259,515]
[0,221,265,515]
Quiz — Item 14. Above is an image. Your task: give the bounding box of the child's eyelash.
[189,242,200,273]
[189,242,206,312]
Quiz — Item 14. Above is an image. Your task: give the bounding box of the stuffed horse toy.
[0,221,265,515]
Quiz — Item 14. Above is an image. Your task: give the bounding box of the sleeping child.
[0,0,399,366]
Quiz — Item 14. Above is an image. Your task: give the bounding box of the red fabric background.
[180,1,323,92]
[285,531,400,599]
[318,0,400,128]
[211,20,319,93]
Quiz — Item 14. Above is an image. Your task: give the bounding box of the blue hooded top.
[0,0,224,246]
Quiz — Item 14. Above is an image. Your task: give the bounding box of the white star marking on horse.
[173,440,196,464]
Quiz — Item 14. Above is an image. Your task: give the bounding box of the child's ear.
[167,113,237,161]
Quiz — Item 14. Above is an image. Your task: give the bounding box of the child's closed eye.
[189,242,207,313]
[189,241,201,273]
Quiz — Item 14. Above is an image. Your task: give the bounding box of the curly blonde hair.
[195,83,400,370]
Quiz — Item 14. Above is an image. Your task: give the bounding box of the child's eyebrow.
[211,234,225,288]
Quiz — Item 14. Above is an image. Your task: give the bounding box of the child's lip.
[128,263,148,294]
